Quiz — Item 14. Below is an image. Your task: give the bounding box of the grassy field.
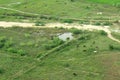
[0,0,120,80]
[112,32,120,40]
[0,27,120,80]
[0,0,119,22]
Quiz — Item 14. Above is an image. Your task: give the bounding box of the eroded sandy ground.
[0,21,120,43]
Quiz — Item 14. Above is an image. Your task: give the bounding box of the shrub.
[6,47,17,53]
[79,20,84,24]
[78,34,91,40]
[109,45,114,50]
[35,21,45,26]
[0,36,6,43]
[63,19,73,23]
[70,28,82,34]
[40,15,48,19]
[109,45,120,51]
[18,49,27,56]
[78,36,86,40]
[0,42,4,48]
[0,68,5,74]
[70,0,75,2]
[44,37,64,50]
[24,33,31,38]
[53,37,64,45]
[4,40,14,48]
[99,30,107,36]
[0,15,5,18]
[0,36,7,48]
[103,22,112,26]
[63,63,70,67]
[94,22,101,25]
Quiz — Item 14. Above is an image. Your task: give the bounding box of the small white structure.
[58,32,73,41]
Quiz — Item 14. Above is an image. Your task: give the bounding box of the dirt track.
[0,21,120,43]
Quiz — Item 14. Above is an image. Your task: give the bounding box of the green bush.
[103,22,112,26]
[24,33,31,38]
[63,19,73,23]
[0,68,5,74]
[78,34,91,40]
[35,21,45,26]
[99,30,107,36]
[53,37,64,45]
[18,49,27,56]
[109,45,114,50]
[0,36,7,48]
[4,40,14,48]
[6,47,18,53]
[0,36,6,43]
[79,20,84,24]
[94,22,101,25]
[44,37,64,50]
[109,45,120,51]
[70,28,82,34]
[0,37,14,48]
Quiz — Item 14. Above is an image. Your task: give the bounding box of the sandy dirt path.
[0,21,120,43]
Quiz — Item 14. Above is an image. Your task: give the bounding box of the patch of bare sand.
[0,21,120,43]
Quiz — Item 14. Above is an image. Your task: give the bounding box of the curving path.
[0,6,39,15]
[0,6,119,21]
[0,21,120,43]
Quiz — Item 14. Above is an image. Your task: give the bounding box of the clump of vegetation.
[35,21,45,26]
[0,36,14,49]
[17,49,27,56]
[109,44,120,51]
[102,22,112,26]
[113,3,120,8]
[0,68,5,74]
[6,47,27,56]
[99,30,107,36]
[79,20,84,24]
[24,33,31,38]
[44,37,64,50]
[94,22,101,26]
[78,33,91,41]
[0,36,7,48]
[6,47,18,53]
[63,19,73,23]
[109,44,114,50]
[70,28,83,34]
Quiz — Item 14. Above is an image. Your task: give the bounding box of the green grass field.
[0,0,120,80]
[0,0,119,22]
[0,27,120,80]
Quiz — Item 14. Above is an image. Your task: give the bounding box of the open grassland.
[0,27,120,80]
[112,32,120,40]
[0,0,120,80]
[0,0,119,22]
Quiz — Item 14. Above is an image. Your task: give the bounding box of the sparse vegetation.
[99,30,107,36]
[63,19,73,23]
[35,21,45,26]
[0,26,119,80]
[70,28,83,34]
[0,68,5,74]
[0,0,120,80]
